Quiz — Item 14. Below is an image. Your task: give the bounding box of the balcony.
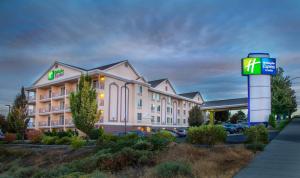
[51,120,64,128]
[39,108,51,115]
[28,96,36,103]
[28,109,36,116]
[40,95,51,102]
[52,106,64,114]
[52,92,65,100]
[65,105,71,112]
[38,121,50,128]
[65,119,74,127]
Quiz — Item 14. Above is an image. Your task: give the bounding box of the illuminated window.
[100,110,104,115]
[99,76,105,81]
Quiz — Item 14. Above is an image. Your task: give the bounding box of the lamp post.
[5,105,11,114]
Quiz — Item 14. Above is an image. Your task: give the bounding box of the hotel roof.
[201,98,248,110]
[148,78,168,88]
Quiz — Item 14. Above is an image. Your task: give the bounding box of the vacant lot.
[0,143,254,178]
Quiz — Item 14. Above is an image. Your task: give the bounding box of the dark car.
[175,129,187,137]
[222,124,237,134]
[127,130,146,137]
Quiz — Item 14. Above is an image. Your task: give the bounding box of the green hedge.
[187,125,227,145]
[244,125,268,144]
[154,161,192,178]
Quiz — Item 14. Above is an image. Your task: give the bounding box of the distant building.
[26,60,203,133]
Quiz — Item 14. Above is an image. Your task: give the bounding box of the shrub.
[268,114,276,129]
[148,131,175,150]
[187,125,227,145]
[278,119,289,131]
[89,128,104,140]
[70,136,86,149]
[132,140,152,150]
[246,143,265,152]
[244,125,268,145]
[4,133,17,143]
[26,130,43,144]
[41,135,58,145]
[55,136,72,145]
[154,161,192,178]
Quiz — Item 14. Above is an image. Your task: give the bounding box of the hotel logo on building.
[48,68,64,80]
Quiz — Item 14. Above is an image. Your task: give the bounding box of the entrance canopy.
[201,98,248,111]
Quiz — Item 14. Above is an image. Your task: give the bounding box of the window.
[92,80,98,89]
[59,115,64,125]
[137,113,142,121]
[177,119,180,124]
[189,103,191,108]
[151,104,155,112]
[60,101,64,110]
[48,89,52,98]
[137,99,143,108]
[157,105,161,112]
[152,93,155,100]
[178,109,180,115]
[151,116,155,123]
[167,97,171,104]
[60,87,65,95]
[47,116,51,126]
[157,116,160,123]
[138,85,143,95]
[167,107,170,114]
[167,117,170,124]
[183,110,186,115]
[171,108,173,114]
[156,94,160,101]
[183,101,186,108]
[183,119,186,124]
[165,86,168,91]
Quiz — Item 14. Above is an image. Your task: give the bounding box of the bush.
[187,125,227,145]
[132,140,152,150]
[154,161,192,178]
[89,128,104,140]
[268,114,276,129]
[4,133,17,143]
[41,135,58,145]
[278,119,289,131]
[70,136,86,149]
[148,131,175,150]
[244,125,268,145]
[246,143,265,152]
[44,130,77,138]
[26,130,43,144]
[55,136,72,145]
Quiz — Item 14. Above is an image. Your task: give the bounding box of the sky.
[0,0,300,113]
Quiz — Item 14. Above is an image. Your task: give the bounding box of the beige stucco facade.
[26,61,203,133]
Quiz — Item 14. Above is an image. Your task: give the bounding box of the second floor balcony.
[28,109,36,116]
[52,92,65,99]
[39,108,51,115]
[52,106,65,113]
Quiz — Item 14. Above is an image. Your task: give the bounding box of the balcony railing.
[66,90,75,95]
[52,92,65,98]
[28,109,36,116]
[38,121,50,127]
[52,106,64,113]
[51,121,64,127]
[65,119,74,126]
[39,108,51,114]
[27,122,35,128]
[40,95,51,100]
[28,96,36,102]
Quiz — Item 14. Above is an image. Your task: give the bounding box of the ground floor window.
[137,113,142,121]
[157,116,160,123]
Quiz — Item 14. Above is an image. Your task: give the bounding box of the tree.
[272,67,297,119]
[70,75,100,138]
[214,111,229,123]
[230,110,246,123]
[7,87,29,140]
[188,106,204,126]
[0,114,8,133]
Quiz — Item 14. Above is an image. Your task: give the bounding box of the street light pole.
[5,105,11,114]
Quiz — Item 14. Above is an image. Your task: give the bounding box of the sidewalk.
[235,117,300,178]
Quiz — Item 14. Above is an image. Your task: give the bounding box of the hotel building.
[26,60,203,133]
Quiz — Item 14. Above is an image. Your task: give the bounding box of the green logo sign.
[48,68,64,80]
[242,58,262,75]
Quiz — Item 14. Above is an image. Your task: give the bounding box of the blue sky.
[0,0,300,112]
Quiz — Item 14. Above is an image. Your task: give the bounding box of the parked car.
[164,129,179,137]
[0,130,4,140]
[222,123,237,134]
[127,130,146,137]
[175,129,187,137]
[235,122,249,132]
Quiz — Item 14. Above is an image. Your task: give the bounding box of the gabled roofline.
[31,61,86,86]
[148,78,177,94]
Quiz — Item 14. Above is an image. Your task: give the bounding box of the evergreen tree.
[7,87,29,139]
[188,106,204,126]
[272,67,297,119]
[70,75,99,138]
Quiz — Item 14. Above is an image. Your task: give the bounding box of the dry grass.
[141,143,254,178]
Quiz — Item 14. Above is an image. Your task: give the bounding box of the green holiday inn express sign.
[242,57,276,76]
[48,68,64,80]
